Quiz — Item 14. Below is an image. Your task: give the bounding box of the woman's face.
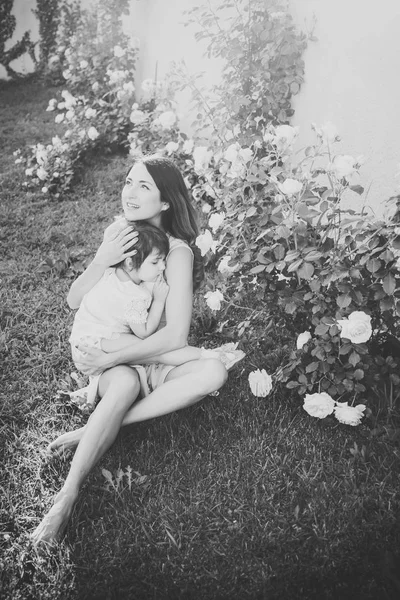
[122,163,165,226]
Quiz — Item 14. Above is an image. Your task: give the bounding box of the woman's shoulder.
[167,234,193,258]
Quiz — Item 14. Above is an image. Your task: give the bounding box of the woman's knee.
[99,366,140,397]
[201,358,228,392]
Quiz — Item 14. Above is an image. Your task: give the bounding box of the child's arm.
[130,276,169,339]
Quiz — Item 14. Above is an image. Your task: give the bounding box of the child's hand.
[153,275,169,302]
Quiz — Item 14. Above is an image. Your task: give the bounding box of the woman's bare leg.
[121,358,228,424]
[49,358,227,453]
[31,366,140,545]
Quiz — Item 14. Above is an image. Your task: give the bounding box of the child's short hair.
[119,221,169,269]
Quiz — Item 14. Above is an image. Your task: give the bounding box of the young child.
[69,222,244,409]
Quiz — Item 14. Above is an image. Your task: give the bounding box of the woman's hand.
[75,344,118,371]
[93,225,138,267]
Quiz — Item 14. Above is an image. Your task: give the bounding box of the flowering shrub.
[184,119,400,420]
[18,0,138,196]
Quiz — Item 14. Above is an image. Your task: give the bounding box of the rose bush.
[17,0,138,196]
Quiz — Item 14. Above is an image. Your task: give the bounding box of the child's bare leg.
[102,336,203,366]
[152,346,202,365]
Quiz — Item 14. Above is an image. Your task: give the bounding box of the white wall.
[289,0,400,215]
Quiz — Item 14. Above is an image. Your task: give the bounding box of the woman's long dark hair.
[129,155,204,290]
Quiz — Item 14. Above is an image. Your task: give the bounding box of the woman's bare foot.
[31,489,77,546]
[46,427,85,455]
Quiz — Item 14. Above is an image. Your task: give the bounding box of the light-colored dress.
[70,267,153,375]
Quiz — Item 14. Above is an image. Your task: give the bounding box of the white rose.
[53,171,59,178]
[204,290,224,312]
[55,113,65,124]
[278,178,302,196]
[141,78,157,95]
[157,110,176,129]
[248,369,273,397]
[193,146,213,174]
[239,147,253,163]
[92,82,100,92]
[182,139,194,154]
[80,60,89,69]
[269,11,286,20]
[25,168,34,177]
[337,311,372,344]
[41,187,48,193]
[272,125,299,151]
[312,121,339,145]
[330,155,356,179]
[202,203,212,214]
[303,392,335,419]
[334,402,366,426]
[195,229,216,256]
[46,98,57,112]
[62,70,71,79]
[65,110,74,121]
[37,167,48,181]
[165,141,179,155]
[208,212,225,233]
[122,81,135,94]
[87,126,100,141]
[228,159,246,178]
[113,45,125,58]
[218,255,238,275]
[130,109,147,125]
[296,331,311,350]
[85,107,97,119]
[224,143,240,163]
[57,102,65,110]
[52,136,62,147]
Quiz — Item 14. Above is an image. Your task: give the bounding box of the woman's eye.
[141,184,149,190]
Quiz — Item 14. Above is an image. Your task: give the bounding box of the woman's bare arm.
[76,247,194,369]
[67,224,138,309]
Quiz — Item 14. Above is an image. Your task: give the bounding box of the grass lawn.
[1,77,400,600]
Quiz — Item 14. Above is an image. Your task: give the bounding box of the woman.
[32,155,228,545]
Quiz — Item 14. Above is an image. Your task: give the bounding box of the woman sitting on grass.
[32,155,242,546]
[69,220,242,411]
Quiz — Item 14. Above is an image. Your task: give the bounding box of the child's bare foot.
[31,490,77,546]
[46,428,85,455]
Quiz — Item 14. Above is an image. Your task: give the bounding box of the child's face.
[137,249,166,282]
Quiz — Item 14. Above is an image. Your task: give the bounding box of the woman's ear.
[161,202,169,212]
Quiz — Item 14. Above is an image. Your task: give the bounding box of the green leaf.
[305,361,319,373]
[348,351,360,367]
[287,258,303,273]
[286,381,300,389]
[273,244,285,260]
[366,258,382,273]
[382,273,396,295]
[250,265,266,274]
[314,323,329,335]
[304,250,323,262]
[349,185,364,195]
[336,294,351,308]
[298,262,314,279]
[380,297,393,312]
